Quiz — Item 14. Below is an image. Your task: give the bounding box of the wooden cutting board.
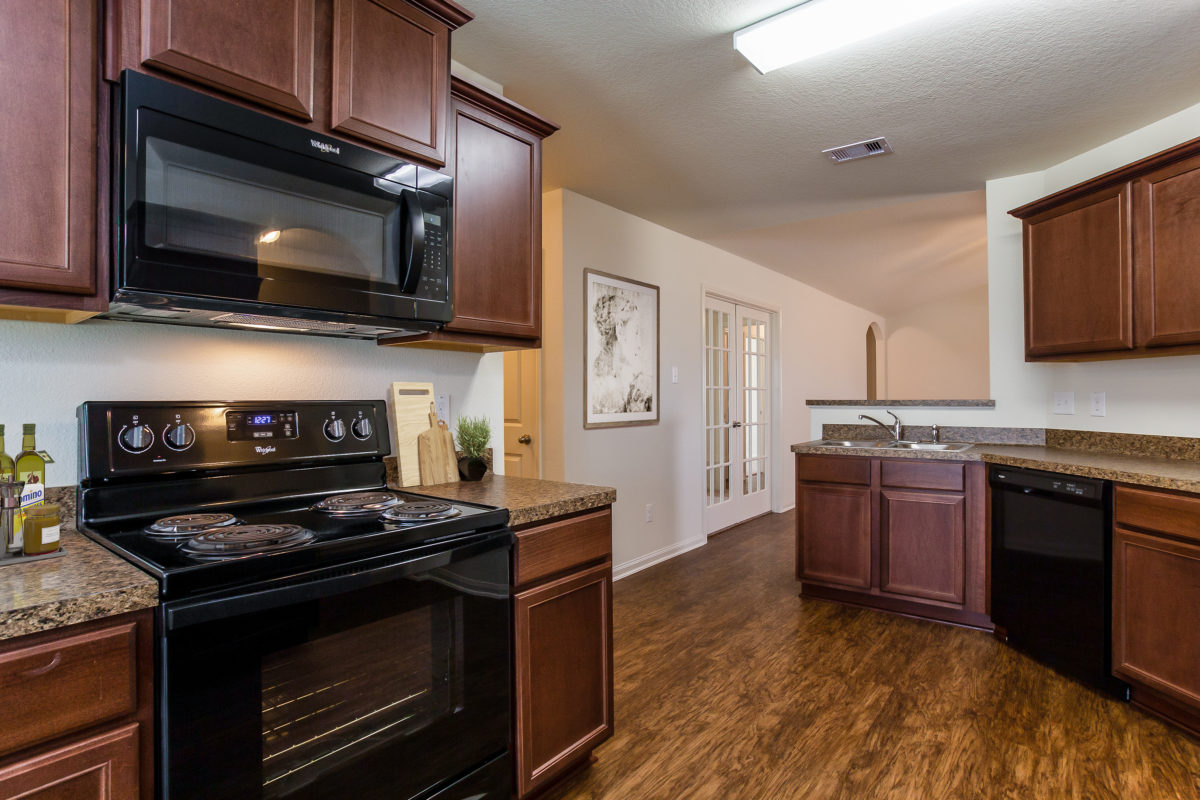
[418,407,459,485]
[388,382,434,487]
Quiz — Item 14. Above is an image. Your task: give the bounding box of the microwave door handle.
[399,189,425,294]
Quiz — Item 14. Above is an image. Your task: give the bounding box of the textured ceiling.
[452,0,1200,312]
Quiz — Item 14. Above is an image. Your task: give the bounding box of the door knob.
[731,421,743,428]
[518,434,532,444]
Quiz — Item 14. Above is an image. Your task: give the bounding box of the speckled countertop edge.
[1,487,159,641]
[394,474,616,528]
[806,399,997,408]
[791,440,1200,494]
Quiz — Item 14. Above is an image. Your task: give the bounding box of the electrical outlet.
[1090,391,1106,417]
[671,367,679,384]
[645,504,653,523]
[1053,392,1076,415]
[435,394,450,423]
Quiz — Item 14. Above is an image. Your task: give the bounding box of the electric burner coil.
[310,491,402,515]
[181,524,316,559]
[146,512,240,538]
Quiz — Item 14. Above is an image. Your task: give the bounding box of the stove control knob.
[324,418,347,442]
[351,417,373,440]
[163,423,196,451]
[119,424,154,454]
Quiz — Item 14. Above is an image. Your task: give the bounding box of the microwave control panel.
[415,191,449,303]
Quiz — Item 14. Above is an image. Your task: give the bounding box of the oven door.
[118,72,450,325]
[158,532,510,800]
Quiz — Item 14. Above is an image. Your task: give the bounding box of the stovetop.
[80,488,508,599]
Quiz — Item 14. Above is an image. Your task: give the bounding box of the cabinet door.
[0,0,98,295]
[1023,183,1133,357]
[514,561,613,798]
[879,490,966,605]
[445,98,542,338]
[1113,527,1200,714]
[0,724,139,799]
[1135,154,1200,347]
[795,484,872,589]
[140,0,315,119]
[332,0,449,164]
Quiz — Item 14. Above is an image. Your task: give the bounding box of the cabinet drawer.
[795,455,870,486]
[1114,485,1200,544]
[0,622,138,758]
[880,460,964,491]
[515,508,612,587]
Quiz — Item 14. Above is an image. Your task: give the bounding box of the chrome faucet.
[859,411,903,442]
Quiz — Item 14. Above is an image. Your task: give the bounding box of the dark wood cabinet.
[1112,485,1200,736]
[795,454,989,629]
[382,78,558,352]
[512,508,613,798]
[0,0,108,321]
[1012,137,1200,361]
[332,0,449,163]
[0,609,154,800]
[138,0,316,119]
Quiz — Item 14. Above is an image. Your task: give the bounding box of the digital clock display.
[249,414,275,425]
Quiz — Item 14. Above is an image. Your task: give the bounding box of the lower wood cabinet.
[1113,485,1200,736]
[512,508,613,798]
[795,455,989,629]
[0,609,153,799]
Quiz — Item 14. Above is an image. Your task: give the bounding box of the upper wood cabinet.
[0,0,106,320]
[108,0,471,165]
[1011,137,1200,361]
[332,0,449,163]
[381,77,559,352]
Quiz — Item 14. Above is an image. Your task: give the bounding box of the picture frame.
[584,269,660,429]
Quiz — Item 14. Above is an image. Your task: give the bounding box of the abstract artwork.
[584,269,659,428]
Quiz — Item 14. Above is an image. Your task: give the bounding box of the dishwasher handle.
[988,465,1107,502]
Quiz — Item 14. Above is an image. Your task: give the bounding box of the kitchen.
[2,0,1199,799]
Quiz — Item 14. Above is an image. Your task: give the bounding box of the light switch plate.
[1090,392,1106,417]
[435,393,451,424]
[671,367,679,384]
[1053,392,1076,414]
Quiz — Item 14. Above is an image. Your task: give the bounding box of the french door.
[704,297,772,534]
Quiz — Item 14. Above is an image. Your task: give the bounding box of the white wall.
[812,95,1200,439]
[885,285,990,399]
[0,319,503,483]
[542,190,883,575]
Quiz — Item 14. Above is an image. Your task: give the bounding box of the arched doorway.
[866,323,883,401]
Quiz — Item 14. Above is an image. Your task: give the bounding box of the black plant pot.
[457,456,488,481]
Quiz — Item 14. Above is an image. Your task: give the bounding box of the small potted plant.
[454,415,491,481]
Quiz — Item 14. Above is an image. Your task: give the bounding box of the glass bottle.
[22,503,60,556]
[14,424,45,486]
[0,425,13,481]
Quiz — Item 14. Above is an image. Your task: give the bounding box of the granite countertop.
[806,399,997,408]
[399,474,617,527]
[791,438,1200,494]
[0,530,158,642]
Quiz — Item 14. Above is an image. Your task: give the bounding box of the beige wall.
[542,190,883,577]
[884,285,990,399]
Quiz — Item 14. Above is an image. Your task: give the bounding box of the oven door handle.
[164,530,509,631]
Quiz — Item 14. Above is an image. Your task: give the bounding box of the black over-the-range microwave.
[105,70,452,339]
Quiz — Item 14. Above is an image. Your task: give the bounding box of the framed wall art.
[584,269,660,428]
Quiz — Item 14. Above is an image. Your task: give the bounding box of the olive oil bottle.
[14,425,45,486]
[0,425,13,481]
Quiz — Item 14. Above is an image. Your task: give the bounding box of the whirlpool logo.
[310,138,340,155]
[255,445,277,455]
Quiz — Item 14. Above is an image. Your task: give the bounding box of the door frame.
[701,287,783,535]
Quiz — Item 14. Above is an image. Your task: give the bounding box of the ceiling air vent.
[822,137,894,163]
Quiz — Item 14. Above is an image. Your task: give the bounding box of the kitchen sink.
[885,442,973,452]
[817,440,891,448]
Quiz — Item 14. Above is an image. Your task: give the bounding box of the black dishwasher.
[989,465,1129,698]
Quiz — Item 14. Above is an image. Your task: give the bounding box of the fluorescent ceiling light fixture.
[734,0,974,74]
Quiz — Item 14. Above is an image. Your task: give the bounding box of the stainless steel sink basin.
[817,439,891,448]
[885,442,974,452]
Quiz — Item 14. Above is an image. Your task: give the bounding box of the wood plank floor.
[547,511,1200,800]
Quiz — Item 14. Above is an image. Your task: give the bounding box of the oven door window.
[127,109,435,314]
[161,548,509,800]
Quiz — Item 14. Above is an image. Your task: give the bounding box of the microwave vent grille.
[822,137,894,163]
[213,313,356,332]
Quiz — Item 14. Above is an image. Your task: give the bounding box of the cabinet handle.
[20,652,62,678]
[518,435,532,444]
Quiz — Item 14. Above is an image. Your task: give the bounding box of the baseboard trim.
[613,536,707,581]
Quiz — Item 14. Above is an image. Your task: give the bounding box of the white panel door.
[704,298,772,534]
